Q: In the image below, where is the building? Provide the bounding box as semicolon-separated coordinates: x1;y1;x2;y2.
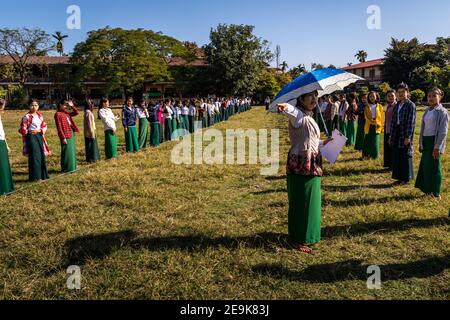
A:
0;54;208;106
341;58;385;88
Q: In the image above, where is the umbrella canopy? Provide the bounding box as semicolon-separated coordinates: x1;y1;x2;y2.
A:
269;68;365;112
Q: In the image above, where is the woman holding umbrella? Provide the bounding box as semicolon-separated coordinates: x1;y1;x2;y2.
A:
277;91;332;254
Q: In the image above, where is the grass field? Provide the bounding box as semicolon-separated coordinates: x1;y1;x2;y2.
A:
0;106;449;300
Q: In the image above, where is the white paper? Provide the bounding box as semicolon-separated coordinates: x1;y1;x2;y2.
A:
319;129;347;164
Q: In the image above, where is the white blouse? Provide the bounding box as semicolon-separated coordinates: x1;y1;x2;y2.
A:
370;104;377;120
0;117;5;141
137;108;149;119
423;108;437;137
99;108;118;131
28;114;43;133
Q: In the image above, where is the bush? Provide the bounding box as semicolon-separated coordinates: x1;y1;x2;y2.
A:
8;86;28;109
410;89;425;104
357;86;369;96
378;82;391;102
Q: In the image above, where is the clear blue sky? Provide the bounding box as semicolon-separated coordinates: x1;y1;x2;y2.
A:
1;0;449;69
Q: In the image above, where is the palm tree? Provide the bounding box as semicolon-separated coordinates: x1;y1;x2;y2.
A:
280;61;289;72
52;32;69;56
355;50;368;63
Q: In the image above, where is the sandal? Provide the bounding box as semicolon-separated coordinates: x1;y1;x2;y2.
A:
294;245;313;254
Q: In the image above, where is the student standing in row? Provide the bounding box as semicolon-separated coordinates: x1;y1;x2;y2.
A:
188;100;196;133
0;99;14;195
345;93;358;146
157;102;165;144
19;99;51;181
137;99;149;149
355;93;368;151
122;97;139;153
54;99;80;173
180;101;190;135
383;90;397;169
338;94;348;137
148;102;160;147
84;99;100;163
390;83;416;184
163;99;174;141
362;92;384;160
415;88;449;198
99;98;120;160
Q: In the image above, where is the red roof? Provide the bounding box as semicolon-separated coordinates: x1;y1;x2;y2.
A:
0;55;70;65
342;58;384;70
167;57;208;67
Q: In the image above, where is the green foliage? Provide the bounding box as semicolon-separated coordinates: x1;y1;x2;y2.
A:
253;69;292;103
204;24;273;96
410;89;426;104
8;86;28;109
355;50;368;63
357;86;369;96
378;82;391;101
383;37;450;91
71;28;190;97
0;86;7;99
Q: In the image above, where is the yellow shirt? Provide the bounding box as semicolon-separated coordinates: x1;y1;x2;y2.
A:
364;103;385;134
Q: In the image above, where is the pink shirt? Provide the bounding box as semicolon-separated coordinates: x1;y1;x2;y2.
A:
157;107;164;124
385;102;396;134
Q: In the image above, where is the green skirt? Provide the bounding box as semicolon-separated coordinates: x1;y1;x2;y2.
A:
0;140;14;195
61;132;77;173
138;118;149;149
355;121;365;151
415;136;442;197
188;116;195;133
159;122;165;143
339;118;347;137
181;115;189;134
125;126;139;153
171;118;178;138
150;122;160;147
346;121;356;146
26;134;49;181
362;125;380;159
85;138;100;163
105;130;118;159
287;174;322;245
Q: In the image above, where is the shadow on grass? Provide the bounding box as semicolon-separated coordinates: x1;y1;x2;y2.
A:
264;175;286;181
252;254;450;282
324;167;390;177
322;217;449;239
322;183;396;192
63;231;291;266
323;194;421;207
61;217;448;268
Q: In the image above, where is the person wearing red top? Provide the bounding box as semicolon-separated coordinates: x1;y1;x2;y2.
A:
384;90;397;169
54;99;80;173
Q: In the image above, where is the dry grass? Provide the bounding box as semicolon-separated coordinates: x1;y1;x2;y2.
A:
0;106;449;300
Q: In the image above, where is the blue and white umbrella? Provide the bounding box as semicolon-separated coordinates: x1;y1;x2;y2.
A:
269;68;365;112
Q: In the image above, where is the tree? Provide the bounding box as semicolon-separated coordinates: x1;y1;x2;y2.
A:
0;28;54;87
411;63;441;90
275;45;281;69
327;64;336;69
52;31;68;56
410;89;425;104
71;28;190;97
280;61;289;73
347;62;353;67
311;63;324;71
378;82;391;101
254;68;292;103
204;24;273;96
355;50;368;63
289;64;307;78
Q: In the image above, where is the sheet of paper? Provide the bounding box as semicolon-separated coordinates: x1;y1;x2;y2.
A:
319;129;347;164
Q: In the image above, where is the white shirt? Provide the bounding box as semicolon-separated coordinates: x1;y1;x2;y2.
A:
371;104;377;120
164;106;173;120
99;108;118;131
188;105;196;116
137;107;149;119
29;114;43;133
423;108;437;137
181;106;189;115
0;117;5;141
